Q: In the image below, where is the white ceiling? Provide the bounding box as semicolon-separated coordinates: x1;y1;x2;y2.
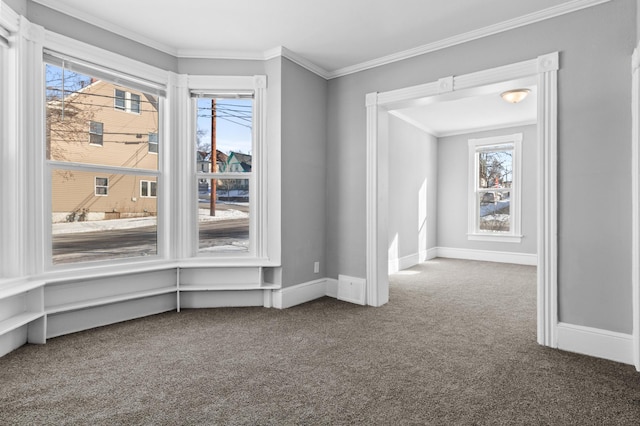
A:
30;0;572;134
33;0;598;76
392;84;538;137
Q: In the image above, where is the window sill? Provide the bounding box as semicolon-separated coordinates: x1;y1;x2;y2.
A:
34;257;280;286
467;233;523;243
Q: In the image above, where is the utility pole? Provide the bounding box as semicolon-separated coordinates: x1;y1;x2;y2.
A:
209;98;217;216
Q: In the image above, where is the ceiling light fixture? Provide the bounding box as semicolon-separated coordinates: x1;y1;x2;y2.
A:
500;88;530;104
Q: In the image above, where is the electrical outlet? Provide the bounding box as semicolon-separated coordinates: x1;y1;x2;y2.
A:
314;261;320;273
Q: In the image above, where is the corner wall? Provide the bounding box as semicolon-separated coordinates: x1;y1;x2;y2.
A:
388;115;437;272
280;58;328;287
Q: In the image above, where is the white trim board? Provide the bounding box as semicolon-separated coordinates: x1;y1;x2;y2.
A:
272;278;336;309
387;249;437;274
556;323;634;366
330;0;607;79
630;43;640;372
388;253;421;275
436;247;537;266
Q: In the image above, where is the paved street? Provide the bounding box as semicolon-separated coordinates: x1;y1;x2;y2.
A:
53;214;249;264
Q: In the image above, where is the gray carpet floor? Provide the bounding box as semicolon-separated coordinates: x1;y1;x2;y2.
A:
1;258;640;425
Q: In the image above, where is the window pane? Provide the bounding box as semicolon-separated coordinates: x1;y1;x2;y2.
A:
196;97;252;174
478;149;513;189
52;169;158;264
130;93;141;114
114;89;125;110
46;64;159;170
148;132;158;153
198;179;249;253
479;190;511;232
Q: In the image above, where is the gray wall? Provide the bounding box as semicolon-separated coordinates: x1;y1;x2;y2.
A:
388;115;437;264
280;57;328;287
26;1;178;72
327;0;635;333
437;125;537;254
4;0;25;15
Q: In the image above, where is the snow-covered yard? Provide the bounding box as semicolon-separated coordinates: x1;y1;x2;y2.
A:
52;206;249;235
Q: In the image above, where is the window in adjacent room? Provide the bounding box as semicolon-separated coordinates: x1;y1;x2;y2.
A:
468;133;522;242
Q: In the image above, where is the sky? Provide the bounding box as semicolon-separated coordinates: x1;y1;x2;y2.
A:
197;98;252;155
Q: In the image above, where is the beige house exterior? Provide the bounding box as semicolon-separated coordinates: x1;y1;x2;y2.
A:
48;79;159;222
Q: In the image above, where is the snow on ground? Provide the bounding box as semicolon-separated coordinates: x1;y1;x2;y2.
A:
198;208;247;222
52;207;249;235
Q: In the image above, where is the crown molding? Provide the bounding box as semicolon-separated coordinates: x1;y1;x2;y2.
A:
269;46;331;80
177;48;265;61
327;0;610;79
31;0;178;56
31;0;609;81
0;0;20;32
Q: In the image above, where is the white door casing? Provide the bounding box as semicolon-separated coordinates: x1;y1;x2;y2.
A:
365;52;559;348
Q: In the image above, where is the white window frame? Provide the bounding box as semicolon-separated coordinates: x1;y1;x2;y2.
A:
140;179;157;198
468;133;523;243
4;14;277;280
184;75;268;262
41;32;168;271
94;176;109;196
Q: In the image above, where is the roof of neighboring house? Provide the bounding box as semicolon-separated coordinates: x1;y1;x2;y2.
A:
227;152;252;172
196;150;229;163
216;150;228;163
229;152;251;165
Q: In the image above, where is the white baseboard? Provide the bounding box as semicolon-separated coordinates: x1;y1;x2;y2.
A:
388;253;420;274
423;248;438;261
326;278;338;299
272;278;334;309
337;275;367;305
556;322;633;365
436;247;537;266
389;248;439;274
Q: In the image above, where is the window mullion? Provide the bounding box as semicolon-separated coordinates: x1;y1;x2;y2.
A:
47;160;160;177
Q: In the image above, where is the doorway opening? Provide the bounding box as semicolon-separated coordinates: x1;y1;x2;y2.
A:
365;53;559;347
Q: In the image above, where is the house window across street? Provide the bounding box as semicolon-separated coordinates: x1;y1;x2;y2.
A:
140;180;157;198
89;120;103;146
115;88;141;114
95;177;109;196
